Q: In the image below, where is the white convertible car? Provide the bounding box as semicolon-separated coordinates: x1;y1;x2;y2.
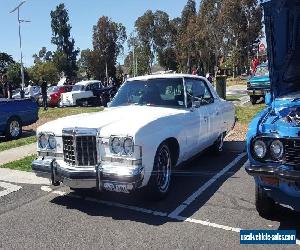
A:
32;74;235;199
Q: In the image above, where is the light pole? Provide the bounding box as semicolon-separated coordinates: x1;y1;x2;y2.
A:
10;1;30;98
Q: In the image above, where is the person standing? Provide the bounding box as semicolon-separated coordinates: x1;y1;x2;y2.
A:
41;80;48;110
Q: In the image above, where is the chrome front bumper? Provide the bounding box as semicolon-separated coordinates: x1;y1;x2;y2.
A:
245;161;300;182
32;157;144;191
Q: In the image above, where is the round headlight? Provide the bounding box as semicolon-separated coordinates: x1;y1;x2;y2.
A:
123;138;134;155
111;137;122;154
253;139;267;159
270;140;284;160
48;135;57;149
39;134;48;149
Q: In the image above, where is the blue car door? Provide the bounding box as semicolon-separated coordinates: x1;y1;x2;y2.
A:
0;100;8;132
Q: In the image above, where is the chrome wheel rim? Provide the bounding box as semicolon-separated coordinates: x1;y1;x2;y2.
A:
156;145;171;193
10;121;20;137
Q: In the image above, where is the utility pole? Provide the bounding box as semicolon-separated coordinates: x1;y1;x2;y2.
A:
10;1;30;98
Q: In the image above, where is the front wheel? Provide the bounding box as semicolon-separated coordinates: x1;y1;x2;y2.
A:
5;117;22;140
211;132;225;153
144;143;172;200
250;96;258;105
255;185;275;218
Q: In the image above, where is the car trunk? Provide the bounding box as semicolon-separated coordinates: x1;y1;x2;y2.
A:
263;0;300;98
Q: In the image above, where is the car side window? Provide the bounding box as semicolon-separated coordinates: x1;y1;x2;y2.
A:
185;78;214;106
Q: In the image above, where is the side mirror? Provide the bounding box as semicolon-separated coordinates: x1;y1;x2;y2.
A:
192;100;201;109
265;92;272;106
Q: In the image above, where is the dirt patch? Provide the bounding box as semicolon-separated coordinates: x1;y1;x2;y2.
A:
225;122;248;142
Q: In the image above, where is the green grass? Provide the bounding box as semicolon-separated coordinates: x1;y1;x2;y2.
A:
0;107;103;152
0;155;36;172
226;95;243;102
226;77;248;87
235;104;266;124
39;106;103;120
0;136;36;152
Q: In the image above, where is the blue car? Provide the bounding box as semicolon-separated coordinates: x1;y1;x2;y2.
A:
0;98;39;139
247;63;270;105
246;0;300;217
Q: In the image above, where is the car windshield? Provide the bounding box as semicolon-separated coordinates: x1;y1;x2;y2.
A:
255;66;269;77
110;78;185;108
72;85;84;91
48;86;59;93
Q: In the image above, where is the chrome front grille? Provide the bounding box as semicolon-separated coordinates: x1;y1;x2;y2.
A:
62;128;98;167
63;135;76;165
284;139;300;170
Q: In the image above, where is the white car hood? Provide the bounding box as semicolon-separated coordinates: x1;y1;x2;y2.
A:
38;105;187;137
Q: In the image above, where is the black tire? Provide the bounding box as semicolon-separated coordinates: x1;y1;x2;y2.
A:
144;142;172;200
5;117;22;140
250;96;257;105
211;132;225;153
255;185;275;218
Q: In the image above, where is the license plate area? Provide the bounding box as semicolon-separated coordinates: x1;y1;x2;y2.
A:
103;182;129;193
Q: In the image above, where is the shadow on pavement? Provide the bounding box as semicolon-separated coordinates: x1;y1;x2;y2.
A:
267;205;300;240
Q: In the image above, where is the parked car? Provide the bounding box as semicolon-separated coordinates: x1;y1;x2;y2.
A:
38;85;73;107
0;98;39;139
247;63;270;105
60;80;113;107
32;74;235;199
246;0;300;217
12;86;41;102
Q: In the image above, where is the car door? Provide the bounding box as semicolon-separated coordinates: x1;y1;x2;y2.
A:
201;79;221;145
184;78;210;157
0;101;8;133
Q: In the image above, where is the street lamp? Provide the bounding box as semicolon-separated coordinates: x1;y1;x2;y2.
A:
9;1;30;98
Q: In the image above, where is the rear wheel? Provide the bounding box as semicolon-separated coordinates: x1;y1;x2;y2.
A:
5;117;22;140
144;143;172;200
255;185;275;218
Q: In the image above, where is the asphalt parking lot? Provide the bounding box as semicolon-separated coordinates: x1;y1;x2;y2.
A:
0;142;299;249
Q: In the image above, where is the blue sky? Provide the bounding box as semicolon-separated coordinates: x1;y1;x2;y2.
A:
0;0;200;67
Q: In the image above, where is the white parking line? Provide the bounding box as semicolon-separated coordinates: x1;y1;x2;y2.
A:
41;184;300;246
0;182;22;197
169;152;246;218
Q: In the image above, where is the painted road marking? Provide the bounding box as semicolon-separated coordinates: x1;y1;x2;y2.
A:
41;186;300;246
169;152;246;218
0;182;22;197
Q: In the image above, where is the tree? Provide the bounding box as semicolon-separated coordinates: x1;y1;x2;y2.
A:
0;52;15;74
154;12;178;70
6;63;29;88
176;0;198;72
92;16;127;80
135;10;156;73
28;61;59;83
219;0;263;74
50;3;79;78
77;49;95;79
33;47;53;64
181;0;196;30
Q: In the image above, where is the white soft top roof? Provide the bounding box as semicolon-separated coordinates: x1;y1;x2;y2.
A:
75;80;101;86
127;73;207;82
